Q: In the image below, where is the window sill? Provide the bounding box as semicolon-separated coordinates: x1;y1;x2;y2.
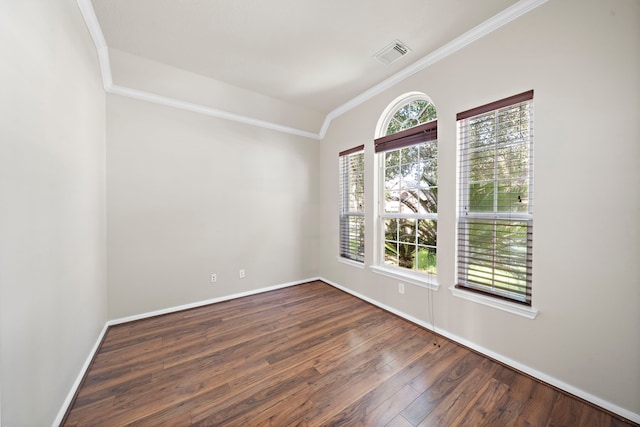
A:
336;256;365;269
370;265;439;291
448;286;538;319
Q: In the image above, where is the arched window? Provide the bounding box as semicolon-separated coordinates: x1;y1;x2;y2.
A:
373;93;438;285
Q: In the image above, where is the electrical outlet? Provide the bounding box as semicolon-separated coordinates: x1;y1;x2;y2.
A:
239;269;245;278
210;274;217;283
398;283;405;294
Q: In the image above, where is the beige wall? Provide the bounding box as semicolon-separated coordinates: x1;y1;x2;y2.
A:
0;0;107;425
318;0;640;418
106;95;319;319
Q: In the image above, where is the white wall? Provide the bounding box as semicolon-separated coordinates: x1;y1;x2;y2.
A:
0;0;107;425
318;0;640;419
106;95;319;319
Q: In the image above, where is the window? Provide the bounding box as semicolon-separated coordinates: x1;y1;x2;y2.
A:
374;95;438;281
456;90;534;305
339;145;365;263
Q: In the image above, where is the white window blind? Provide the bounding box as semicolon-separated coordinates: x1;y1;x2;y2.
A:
339;146;365;263
457;91;534;305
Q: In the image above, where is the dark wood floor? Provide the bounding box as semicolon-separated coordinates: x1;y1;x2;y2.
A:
63;281;636;426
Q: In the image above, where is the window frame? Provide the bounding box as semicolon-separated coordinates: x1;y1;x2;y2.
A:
455;90;535;308
372;94;439;289
338;145;365;265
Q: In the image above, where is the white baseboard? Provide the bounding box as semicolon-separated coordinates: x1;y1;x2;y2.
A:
320;277;640;425
52;323;109;427
53;277;318;426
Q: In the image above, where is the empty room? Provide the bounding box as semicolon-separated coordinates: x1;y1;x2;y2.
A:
1;0;639;425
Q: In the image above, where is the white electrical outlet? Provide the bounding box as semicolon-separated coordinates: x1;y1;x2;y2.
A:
398;283;405;294
239;269;245;278
210;274;217;283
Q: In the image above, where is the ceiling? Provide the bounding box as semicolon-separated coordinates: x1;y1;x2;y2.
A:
91;0;519;115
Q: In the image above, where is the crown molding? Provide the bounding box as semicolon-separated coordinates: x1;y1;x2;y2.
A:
77;0;548;141
108;84;322;140
76;0;112;88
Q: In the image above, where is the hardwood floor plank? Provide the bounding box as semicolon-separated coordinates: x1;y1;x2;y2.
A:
300;330;436;425
244;388;317;427
546;392;585;426
61;282;639;427
361;384;421;427
319;345;439;426
385;414;415;427
401;350;483;424
448;377;511;426
416;367;490;426
72;372;152;408
63;395;116;426
190;368;320;425
405;341;467;395
512;381;559;427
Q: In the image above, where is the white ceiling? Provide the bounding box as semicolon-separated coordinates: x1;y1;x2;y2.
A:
91;0;519;115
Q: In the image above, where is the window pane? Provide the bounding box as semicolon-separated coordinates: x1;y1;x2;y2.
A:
417;219;437;247
401;164;419;189
497;179;529;212
398;243;416;269
418;103;437;123
469;148;495;182
398;219;415;243
405;118;419;128
384;192;400;213
395;105;410;124
469;114;496;149
384;241;399;266
385;150;399;167
386;118;402;135
402;146;419;164
496;144;529;179
419;141;437;162
340;215;364;261
348;192;364;213
384;218;398;242
497;105;530;145
421;161;437;185
385;166;400;189
469;182;495;212
409;100;428;119
420;141;438;183
398;191;419;214
464;219;530;299
467;221;494;266
418;186;437;214
416;246;437;274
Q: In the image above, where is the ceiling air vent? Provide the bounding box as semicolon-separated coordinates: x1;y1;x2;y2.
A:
373;40;411;65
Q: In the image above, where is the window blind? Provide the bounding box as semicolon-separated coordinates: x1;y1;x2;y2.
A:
339;145;365;262
456;91;534;305
375;120;437;153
